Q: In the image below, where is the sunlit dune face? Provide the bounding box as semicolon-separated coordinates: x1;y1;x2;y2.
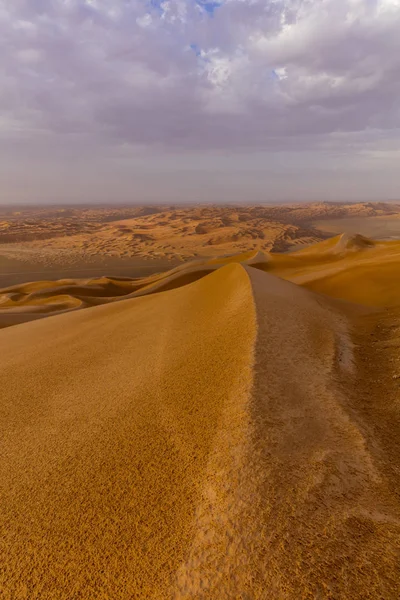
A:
265;235;400;307
1;250;400;597
2;209;400;598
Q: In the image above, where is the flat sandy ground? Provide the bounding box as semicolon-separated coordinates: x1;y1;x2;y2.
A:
0;253;178;288
313;215;400;239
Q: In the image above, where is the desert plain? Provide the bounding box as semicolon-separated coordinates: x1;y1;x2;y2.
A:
1;202;400;598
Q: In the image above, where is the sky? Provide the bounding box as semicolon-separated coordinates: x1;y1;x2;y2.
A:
1;0;400;204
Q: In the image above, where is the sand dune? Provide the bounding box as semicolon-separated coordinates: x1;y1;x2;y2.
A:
1;263;257;598
2;235;400;328
264;234;400;307
0;251;269;327
1;238;400;598
294;232;376;256
3;201;399;269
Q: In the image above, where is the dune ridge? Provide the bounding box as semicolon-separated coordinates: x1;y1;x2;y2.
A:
1;241;400;597
2;234;400;329
0;251;268;328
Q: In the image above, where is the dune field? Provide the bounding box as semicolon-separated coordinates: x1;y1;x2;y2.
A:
1;234;400;598
1;202;399;270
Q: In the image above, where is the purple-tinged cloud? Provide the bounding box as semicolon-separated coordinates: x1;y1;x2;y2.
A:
0;0;399;151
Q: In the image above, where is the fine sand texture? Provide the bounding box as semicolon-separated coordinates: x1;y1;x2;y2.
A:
1;264;257;599
1;239;400;598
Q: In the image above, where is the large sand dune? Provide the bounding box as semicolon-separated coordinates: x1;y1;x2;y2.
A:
1;237;400;598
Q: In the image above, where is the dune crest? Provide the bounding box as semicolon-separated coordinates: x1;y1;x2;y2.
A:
1;241;400;597
0;250;270;328
0;264;258;598
295;233;375;257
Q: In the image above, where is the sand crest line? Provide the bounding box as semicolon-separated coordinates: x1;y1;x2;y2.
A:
173;264;259;598
1;244;400;598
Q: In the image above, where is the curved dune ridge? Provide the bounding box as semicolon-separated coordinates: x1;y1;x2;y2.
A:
0;250;269;328
1;237;400;598
3;234;400;329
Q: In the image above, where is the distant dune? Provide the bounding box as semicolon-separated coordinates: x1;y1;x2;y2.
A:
1;235;400;598
2;201;400;269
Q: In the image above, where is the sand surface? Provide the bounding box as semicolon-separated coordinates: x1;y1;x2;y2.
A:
0;252;178;289
313;215;400;239
2;234;400;328
2;201;399;269
1;236;400;598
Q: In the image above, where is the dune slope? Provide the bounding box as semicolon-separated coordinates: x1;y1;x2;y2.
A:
0;263;257;599
245;268;400;598
0;251;268;328
261;235;400;307
1;255;400;598
3;234;400;331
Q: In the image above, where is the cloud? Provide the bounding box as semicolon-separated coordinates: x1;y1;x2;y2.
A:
0;0;399;153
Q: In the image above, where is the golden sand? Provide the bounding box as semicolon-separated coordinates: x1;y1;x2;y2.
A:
1;236;400;598
2;235;400;327
3;201;398;267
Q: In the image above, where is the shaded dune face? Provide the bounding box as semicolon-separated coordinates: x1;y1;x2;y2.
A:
244;268;400;599
1;239;400;598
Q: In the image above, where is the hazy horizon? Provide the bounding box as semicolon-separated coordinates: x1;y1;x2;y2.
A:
1;1;400;204
2;197;400;208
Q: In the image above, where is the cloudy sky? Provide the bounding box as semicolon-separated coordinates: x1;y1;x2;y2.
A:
1;0;400;204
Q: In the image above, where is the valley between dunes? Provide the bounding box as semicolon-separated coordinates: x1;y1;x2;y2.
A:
1;234;400;598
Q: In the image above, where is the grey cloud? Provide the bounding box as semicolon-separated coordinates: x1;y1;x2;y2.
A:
0;0;400;152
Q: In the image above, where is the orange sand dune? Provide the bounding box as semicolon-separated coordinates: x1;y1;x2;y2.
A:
0;251;269;327
6;201;395;265
1;239;400;598
2;235;400;328
264;234;400;306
